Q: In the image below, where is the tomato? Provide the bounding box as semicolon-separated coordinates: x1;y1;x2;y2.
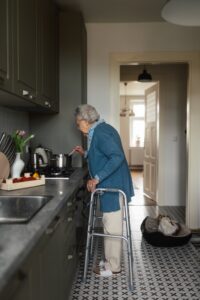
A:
13;178;22;183
12;176;37;183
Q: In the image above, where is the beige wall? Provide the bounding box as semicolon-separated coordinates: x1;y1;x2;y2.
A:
86;22;200;228
86;22;200;125
121;64;188;207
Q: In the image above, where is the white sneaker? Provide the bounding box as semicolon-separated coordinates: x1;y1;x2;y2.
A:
99;260;106;267
93;266;113;277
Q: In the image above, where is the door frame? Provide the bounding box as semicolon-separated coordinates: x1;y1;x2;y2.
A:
110;51;200;229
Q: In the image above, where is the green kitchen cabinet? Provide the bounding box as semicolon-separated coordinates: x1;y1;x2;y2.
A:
0;0;59;112
38;196;77;300
0;0;12;92
59;198;77;300
39;215;62;300
0;271;30;300
36;0;59;112
12;0;37;102
0;196;78;300
0;247;41;300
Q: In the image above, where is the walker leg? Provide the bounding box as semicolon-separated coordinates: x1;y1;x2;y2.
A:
83;232;91;282
127;237;134;291
123;194;134;291
127;204;134;282
90;196;97;255
83;192;95;282
83;189;134;292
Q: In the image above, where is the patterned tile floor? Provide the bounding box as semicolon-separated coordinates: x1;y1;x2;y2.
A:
70;172;199;299
69;204;200;300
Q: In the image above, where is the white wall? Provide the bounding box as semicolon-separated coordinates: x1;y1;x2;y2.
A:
86;22;200;123
86;22;200;229
121;64;188;207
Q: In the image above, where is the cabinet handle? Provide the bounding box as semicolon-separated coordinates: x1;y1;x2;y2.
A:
17;270;27;281
22;90;30;96
44;101;51;108
29;94;35;100
46;216;61;235
67;254;73;260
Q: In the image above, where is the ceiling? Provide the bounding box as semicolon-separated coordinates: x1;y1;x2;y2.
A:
55;0;167;23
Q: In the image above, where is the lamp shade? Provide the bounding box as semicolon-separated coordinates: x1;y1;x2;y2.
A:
138;69;152;82
161;0;200;26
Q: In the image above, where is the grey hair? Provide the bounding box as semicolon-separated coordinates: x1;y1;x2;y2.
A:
74;104;100;124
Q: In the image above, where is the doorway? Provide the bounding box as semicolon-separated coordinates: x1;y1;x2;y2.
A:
119;63;188;216
119;79;158;205
110;51;200;229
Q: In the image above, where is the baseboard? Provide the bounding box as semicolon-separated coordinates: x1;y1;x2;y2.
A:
129;165;143;171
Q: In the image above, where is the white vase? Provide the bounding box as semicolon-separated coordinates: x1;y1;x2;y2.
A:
11;152;25;178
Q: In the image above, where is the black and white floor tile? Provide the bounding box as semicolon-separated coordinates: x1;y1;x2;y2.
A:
70;205;200;300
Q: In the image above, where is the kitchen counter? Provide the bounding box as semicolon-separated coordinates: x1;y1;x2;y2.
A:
0;168;88;292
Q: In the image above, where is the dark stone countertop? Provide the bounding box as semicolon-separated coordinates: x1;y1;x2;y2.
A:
0;168;88;292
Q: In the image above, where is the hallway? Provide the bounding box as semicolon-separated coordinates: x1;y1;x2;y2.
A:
70;173;200;300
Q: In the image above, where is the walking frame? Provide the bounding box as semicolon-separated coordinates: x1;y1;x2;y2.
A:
82;188;134;291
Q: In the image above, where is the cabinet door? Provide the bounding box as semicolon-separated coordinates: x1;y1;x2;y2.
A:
0;240;42;300
39;215;62;300
12;0;37;100
63;225;77;300
59;201;77;300
0;272;30;300
37;0;58;112
0;0;12;91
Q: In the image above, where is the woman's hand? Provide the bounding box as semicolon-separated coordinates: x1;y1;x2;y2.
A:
74;145;84;156
87;178;99;192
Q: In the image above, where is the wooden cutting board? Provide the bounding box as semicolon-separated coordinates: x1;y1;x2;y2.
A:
0;152;10;185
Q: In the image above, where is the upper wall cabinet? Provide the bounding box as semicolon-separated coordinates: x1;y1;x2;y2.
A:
37;0;59;112
0;0;59;113
12;0;37;101
0;0;12;92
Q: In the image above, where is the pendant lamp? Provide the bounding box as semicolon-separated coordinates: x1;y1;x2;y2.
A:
138;67;152;82
120;82;135;117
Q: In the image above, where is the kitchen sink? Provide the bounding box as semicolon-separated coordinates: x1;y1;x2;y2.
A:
0;195;53;224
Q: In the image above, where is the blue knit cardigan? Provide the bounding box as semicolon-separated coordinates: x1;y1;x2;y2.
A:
87;122;134;212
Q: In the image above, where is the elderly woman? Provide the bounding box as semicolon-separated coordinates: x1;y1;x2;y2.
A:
74;104;134;277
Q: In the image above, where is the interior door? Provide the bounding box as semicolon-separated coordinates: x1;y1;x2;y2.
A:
143;83;159;201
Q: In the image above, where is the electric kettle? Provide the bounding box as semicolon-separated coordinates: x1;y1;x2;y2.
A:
34;147;48;167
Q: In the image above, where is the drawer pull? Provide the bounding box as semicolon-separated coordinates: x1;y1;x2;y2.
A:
18;270;27;281
46;216;61;235
44;101;51;108
22;90;30;96
67;254;73;260
29;94;35;100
